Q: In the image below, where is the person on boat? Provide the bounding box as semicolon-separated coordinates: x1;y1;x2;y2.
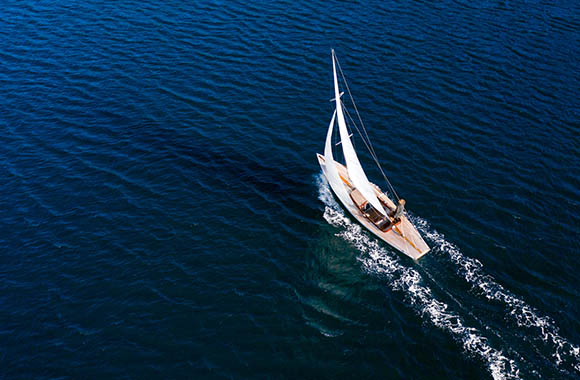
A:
392;198;406;222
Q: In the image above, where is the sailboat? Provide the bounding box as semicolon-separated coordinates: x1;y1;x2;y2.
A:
317;50;430;260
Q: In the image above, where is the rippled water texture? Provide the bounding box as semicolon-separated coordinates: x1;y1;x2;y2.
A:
1;0;579;379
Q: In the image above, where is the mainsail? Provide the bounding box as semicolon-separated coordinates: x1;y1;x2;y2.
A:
331;50;387;215
324;110;354;208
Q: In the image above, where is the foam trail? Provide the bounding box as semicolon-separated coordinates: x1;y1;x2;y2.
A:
317;175;520;380
412;216;580;374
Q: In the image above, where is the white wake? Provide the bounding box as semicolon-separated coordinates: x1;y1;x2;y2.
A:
317;175;520;380
412;216;580;374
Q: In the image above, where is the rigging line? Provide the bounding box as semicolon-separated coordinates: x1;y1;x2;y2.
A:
334;54;379;160
342;99;372;156
342;103;397;198
343;101;399;202
335;55;400;201
343;104;370;155
343;102;399;199
335;57;395;192
335;55;397;198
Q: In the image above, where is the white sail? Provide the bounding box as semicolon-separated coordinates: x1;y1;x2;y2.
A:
332;50;387;215
324;110;354;208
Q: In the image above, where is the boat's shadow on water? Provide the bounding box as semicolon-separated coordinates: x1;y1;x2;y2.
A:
184;138;325;218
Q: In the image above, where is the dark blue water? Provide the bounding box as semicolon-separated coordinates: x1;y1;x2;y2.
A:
1;1;579;378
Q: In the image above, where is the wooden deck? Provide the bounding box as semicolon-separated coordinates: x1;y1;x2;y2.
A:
317;154;430;260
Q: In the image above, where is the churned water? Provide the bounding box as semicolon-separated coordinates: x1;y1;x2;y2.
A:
0;0;578;379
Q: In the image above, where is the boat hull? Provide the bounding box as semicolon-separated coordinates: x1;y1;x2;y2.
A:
317;153;430;260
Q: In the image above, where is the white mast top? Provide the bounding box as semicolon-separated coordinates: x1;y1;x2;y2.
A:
331;50;387;215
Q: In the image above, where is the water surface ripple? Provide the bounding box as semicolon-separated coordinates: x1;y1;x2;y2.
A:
0;0;578;379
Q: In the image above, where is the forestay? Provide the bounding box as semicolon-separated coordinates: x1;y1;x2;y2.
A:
331;50;387;215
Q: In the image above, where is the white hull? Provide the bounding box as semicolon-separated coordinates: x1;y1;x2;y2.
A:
318;154;430;260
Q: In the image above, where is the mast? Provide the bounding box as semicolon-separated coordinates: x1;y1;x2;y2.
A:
331;50;387;215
